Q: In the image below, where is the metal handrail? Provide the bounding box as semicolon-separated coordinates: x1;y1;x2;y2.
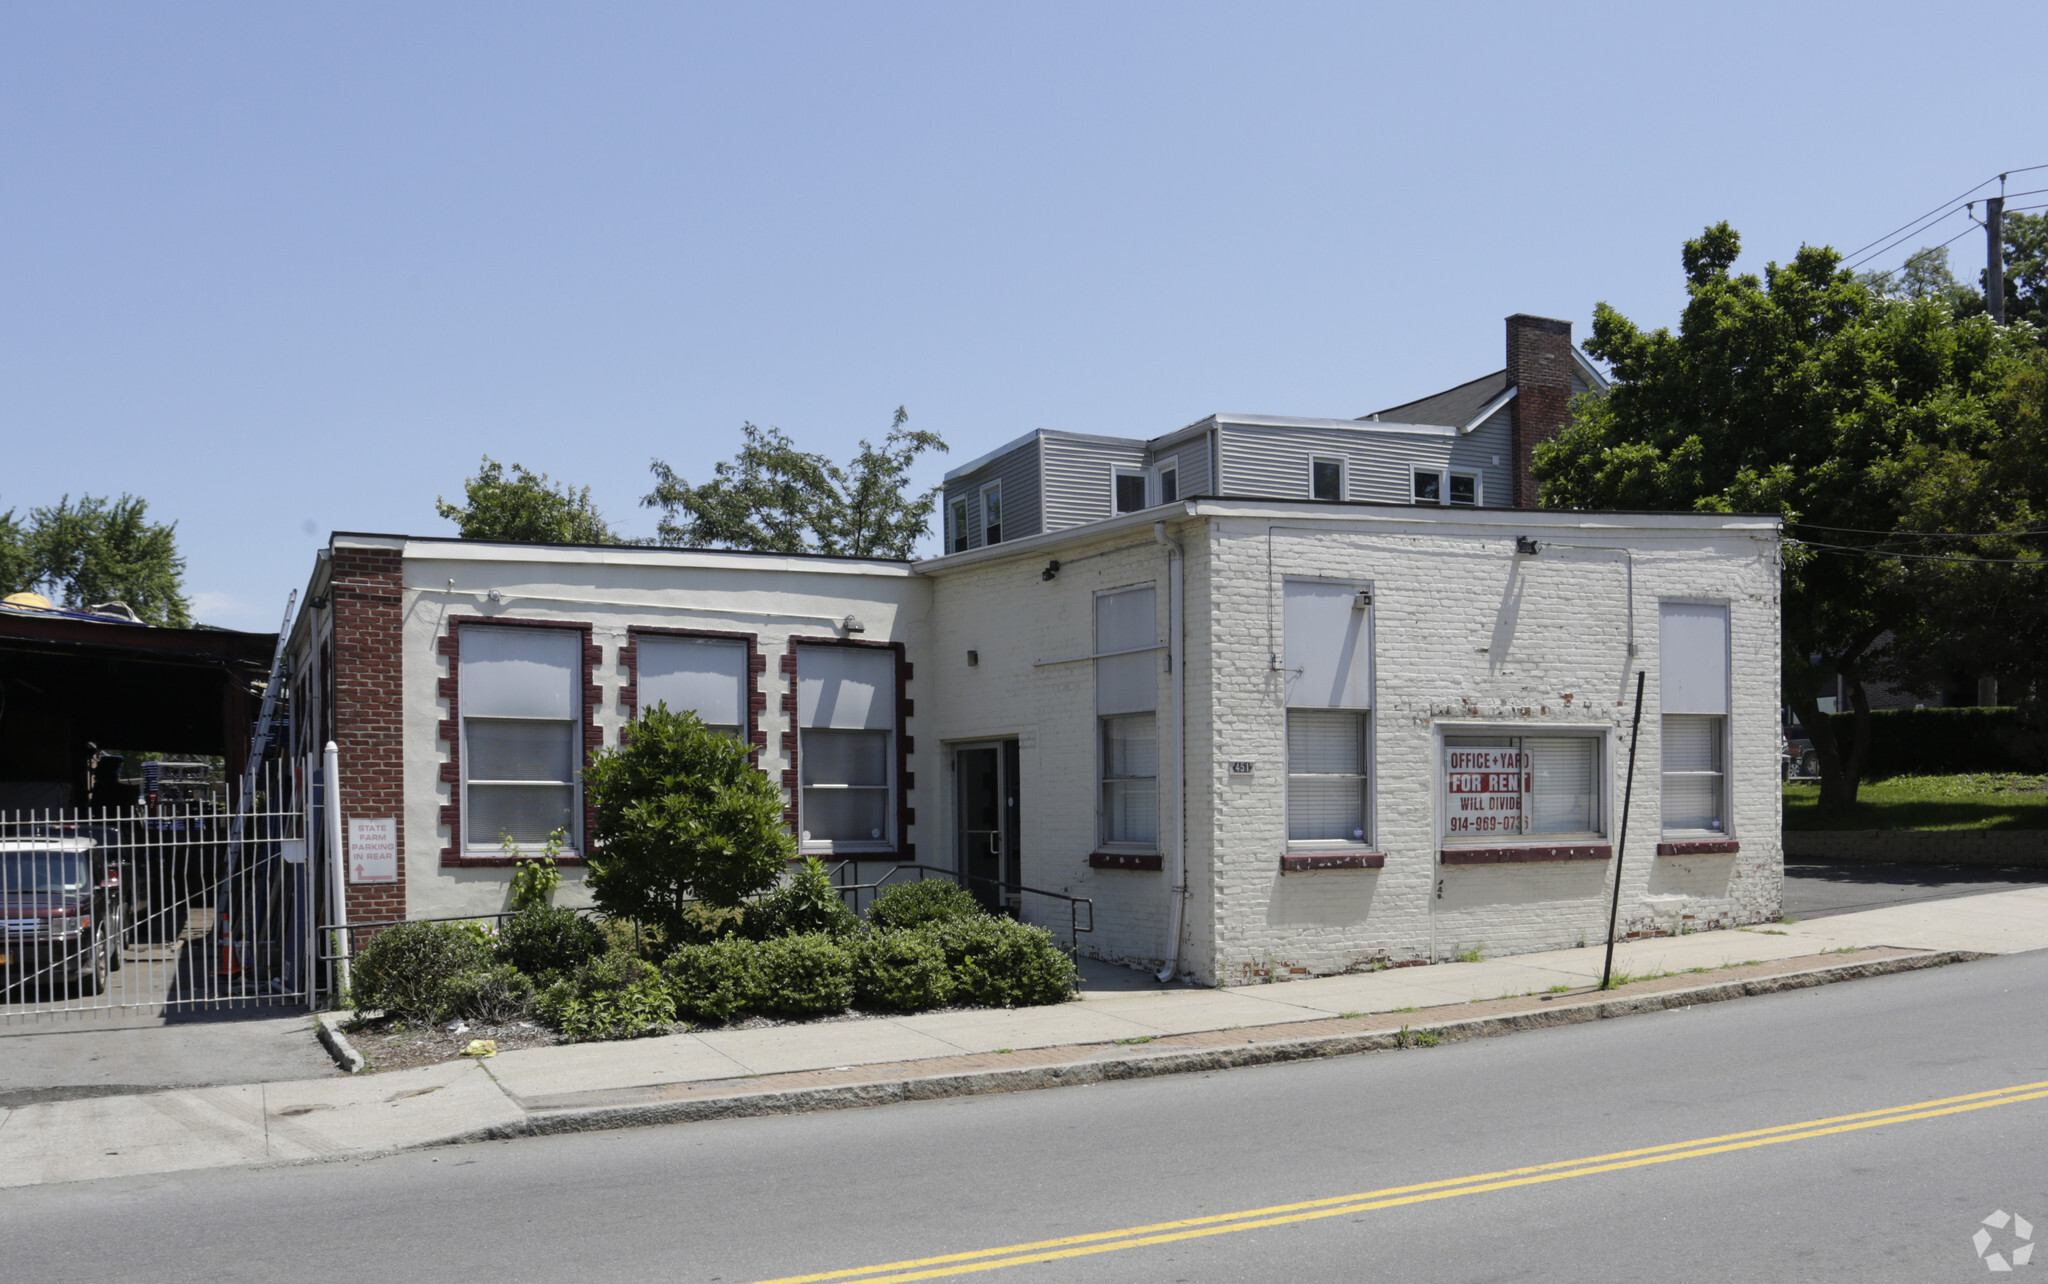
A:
823;861;1094;950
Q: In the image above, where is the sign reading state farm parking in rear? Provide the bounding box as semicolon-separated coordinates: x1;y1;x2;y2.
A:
349;817;397;884
1444;748;1525;837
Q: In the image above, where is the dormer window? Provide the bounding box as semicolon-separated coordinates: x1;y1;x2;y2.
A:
948;497;970;553
1156;456;1179;504
980;482;1003;545
1311;458;1344;502
1114;471;1147;514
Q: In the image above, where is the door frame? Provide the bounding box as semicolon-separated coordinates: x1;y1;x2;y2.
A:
951;739;1022;912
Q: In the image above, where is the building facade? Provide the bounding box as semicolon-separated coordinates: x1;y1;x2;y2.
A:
296;499;1781;984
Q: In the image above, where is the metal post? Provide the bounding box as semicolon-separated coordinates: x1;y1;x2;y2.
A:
1601;670;1647;990
1987;194;2006;325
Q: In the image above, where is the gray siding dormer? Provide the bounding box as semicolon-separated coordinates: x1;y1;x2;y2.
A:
1040;431;1150;530
942;433;1043;552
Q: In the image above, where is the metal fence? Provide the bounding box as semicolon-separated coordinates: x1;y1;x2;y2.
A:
0;757;317;1025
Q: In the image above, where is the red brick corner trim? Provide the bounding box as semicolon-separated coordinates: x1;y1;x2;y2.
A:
1280;851;1385;872
1657;839;1740;856
331;545;406;927
437;615;601;868
1440;844;1611;865
1089;851;1164;871
780;636;917;862
621;626;769;759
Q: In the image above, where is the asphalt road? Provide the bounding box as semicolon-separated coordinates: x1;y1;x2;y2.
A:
1784;860;2048;920
6;950;2045;1282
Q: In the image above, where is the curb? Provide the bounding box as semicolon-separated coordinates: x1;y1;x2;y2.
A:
436;948;1986;1147
315;1011;366;1075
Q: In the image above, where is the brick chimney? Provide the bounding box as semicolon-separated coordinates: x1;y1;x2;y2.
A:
1505;314;1573;508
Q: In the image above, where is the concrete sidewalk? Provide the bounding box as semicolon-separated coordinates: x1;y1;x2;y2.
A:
6;885;2046;1189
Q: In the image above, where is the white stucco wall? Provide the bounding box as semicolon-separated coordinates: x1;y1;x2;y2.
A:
389;540;933;920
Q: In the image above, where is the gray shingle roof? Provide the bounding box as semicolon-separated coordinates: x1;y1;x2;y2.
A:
1364;369;1508;427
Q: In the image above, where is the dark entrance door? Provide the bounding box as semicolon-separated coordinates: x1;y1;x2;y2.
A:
956;741;1021;912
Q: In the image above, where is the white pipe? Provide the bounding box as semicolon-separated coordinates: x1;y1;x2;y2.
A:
323;739;351;999
1153;521;1187;983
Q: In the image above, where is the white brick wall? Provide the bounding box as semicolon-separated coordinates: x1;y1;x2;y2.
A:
925;504;1782;985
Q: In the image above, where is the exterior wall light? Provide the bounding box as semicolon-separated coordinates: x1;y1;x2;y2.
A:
1042;560;1060;581
1515;536;1542;556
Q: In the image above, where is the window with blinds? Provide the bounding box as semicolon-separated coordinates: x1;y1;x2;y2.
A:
1096;586;1158;849
1660;600;1731;836
1287;710;1367;843
1442;733;1603;843
461;626;581;851
633;635;747;737
1282;578;1373;847
796;644;896;851
1661;714;1726;833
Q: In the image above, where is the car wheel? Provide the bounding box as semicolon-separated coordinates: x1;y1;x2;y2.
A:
1800;750;1820;778
78;926;109;996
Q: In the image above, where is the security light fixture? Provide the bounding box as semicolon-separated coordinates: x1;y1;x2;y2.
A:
1042;560;1060;582
842;615;865;634
1516;536;1542;556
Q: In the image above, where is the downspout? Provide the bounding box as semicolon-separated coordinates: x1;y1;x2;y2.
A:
1153;520;1187;982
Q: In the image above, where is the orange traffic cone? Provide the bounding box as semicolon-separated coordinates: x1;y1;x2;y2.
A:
215;911;242;976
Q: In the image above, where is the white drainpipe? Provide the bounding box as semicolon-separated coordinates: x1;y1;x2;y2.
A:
323;740;351;998
1153;521;1187;983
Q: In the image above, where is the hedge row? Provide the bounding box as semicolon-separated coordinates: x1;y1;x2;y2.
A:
1813;707;2047;778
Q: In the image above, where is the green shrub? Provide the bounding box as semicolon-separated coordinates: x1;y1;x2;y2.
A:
745;857;859;940
583;705;795;940
754;933;854;1017
497;904;605;980
672;902;747;945
1816;706;2042;777
867;879;987;932
503;828;567;911
919;917;1076;1008
535;950;676;1042
438;963;536;1024
599;915;675;964
850;930;952;1012
351;921;494;1019
662;937;765;1024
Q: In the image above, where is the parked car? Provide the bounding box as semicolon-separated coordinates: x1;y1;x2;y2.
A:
1783;727;1820;781
0;837;124;996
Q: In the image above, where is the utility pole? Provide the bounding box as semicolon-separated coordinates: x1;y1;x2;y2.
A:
1987;187;2006;324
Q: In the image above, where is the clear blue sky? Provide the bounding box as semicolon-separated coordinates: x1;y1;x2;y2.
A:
3;2;2042;631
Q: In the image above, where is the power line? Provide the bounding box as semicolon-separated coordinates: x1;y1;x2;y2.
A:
1790;539;2048;566
1788;522;2048;538
1842;167;2048;271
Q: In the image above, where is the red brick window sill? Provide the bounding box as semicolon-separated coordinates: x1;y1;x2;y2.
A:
1439;844;1611;865
1657;839;1740;856
1280;851;1384;872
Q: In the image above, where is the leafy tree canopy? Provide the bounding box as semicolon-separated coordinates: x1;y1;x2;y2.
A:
1534;222;2041;808
1;493;190;625
643;408;947;558
436;456;619;545
582;705;794;939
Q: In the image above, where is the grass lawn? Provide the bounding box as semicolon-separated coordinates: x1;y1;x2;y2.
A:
1783;772;2048;831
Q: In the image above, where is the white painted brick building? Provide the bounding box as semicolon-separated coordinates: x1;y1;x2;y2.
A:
301;497;1780;986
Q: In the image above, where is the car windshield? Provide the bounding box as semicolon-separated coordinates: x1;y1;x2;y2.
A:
0;851;89;894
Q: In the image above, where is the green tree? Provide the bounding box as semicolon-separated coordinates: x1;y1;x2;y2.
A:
435;456;618;545
9;494;191;625
1994;210;2048;328
643;408;947;558
1534;222;2036;810
582;705;794;941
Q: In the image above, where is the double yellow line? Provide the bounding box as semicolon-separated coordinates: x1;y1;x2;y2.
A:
755;1078;2048;1284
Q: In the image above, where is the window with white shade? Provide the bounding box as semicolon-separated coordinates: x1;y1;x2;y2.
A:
1661;601;1731;835
461;626;581;851
796;644;897;852
634;634;747;737
1443;734;1603;843
1096;585;1158;848
1283;579;1373;847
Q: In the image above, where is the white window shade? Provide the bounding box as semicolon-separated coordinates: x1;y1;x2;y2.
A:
1526;737;1597;833
1662;714;1726;833
797;646;896;729
1095;587;1158;715
1661;602;1730;715
462;627;578;718
1287;709;1366;843
1283;580;1371;708
636;636;746;728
